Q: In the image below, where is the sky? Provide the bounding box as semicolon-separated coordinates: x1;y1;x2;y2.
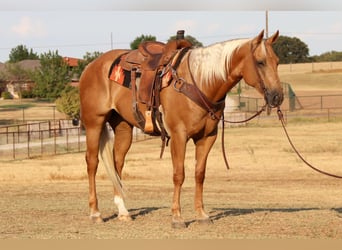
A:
1;0;342;62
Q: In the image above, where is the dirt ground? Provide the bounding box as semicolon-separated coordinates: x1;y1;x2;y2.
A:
1;119;342;239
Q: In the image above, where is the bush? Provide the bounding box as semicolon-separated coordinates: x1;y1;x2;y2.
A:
1;91;13;99
55;87;80;119
21;90;35;98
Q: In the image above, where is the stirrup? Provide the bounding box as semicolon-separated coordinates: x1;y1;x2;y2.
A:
144;110;154;133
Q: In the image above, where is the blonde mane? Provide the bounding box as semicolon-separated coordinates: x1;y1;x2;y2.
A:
188;38;250;87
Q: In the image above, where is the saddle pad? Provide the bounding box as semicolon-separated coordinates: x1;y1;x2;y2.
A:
108;56;132;88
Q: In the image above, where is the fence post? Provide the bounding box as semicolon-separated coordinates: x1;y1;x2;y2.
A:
321;96;323;110
66;128;69;152
16;125;19;143
40;130;43;156
27;130;30;158
54;128;57;155
49;120;52;137
39;122;41;140
78;127;81;152
12;132;15;159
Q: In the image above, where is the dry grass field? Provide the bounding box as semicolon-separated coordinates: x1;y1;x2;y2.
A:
278;61;342;94
0;99;66;123
1;62;342;239
1;120;342;239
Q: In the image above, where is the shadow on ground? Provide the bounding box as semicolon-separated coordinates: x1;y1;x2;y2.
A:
209;207;338;222
103;206;167;222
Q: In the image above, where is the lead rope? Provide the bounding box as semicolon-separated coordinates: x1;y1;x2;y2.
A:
277;108;342;179
221;113;230;169
219;105;267;170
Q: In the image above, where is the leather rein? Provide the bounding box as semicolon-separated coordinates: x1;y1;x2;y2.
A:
277;108;342;179
168;50;342;179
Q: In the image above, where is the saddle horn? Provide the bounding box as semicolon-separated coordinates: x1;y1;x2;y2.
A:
176;30;185;40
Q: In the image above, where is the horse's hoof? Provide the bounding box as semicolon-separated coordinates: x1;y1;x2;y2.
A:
171;217;187;229
118;214;132;222
89;214;104;223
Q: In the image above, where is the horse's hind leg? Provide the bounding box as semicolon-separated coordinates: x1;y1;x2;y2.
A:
84;117;106;223
108;116;133;221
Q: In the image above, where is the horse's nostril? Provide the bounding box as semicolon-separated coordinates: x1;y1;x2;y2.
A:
273;94;280;104
267;91;283;107
273;93;283;106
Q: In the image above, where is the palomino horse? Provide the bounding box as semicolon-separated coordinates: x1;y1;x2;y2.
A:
79;30;283;228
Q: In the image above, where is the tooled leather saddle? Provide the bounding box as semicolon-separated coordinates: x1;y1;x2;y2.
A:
109;30;192;135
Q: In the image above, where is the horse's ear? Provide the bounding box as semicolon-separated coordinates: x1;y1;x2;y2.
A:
267;30;279;44
251;30;264;50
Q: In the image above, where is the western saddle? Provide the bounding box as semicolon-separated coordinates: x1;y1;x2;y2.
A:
118;30;192;134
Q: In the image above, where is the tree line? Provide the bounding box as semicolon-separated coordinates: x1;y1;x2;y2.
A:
0;34;341;119
272;36;342;63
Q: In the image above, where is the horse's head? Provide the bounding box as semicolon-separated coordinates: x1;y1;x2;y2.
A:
240;30;283;109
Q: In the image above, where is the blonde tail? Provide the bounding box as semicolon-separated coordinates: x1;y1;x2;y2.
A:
99;124;125;198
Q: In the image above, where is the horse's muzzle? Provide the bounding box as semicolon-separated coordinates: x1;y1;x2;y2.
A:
265;90;284;108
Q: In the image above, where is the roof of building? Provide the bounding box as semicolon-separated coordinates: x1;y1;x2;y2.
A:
63;57;82;67
0;60;41;74
16;59;41;70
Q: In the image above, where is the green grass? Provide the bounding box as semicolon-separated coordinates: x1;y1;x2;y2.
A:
0;103;35;109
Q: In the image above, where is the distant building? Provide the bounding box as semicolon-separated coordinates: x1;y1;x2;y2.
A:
63;57;83;88
0;57;82;98
0;60;40;98
63;57;82;67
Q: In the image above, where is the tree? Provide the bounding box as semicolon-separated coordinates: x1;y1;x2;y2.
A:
272;36;309;64
311;50;342;62
72;51;102;79
30;50;71;100
55;87;80;119
83;51;102;63
8;45;38;63
55;51;102;120
168;34;203;47
130;34;157;50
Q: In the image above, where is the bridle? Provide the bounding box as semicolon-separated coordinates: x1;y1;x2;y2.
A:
169;46;342;179
176;49;271;170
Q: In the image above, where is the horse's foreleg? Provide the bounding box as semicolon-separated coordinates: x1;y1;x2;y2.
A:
194;134;217;224
111;120;133;221
85;126;104;223
170;133;187;228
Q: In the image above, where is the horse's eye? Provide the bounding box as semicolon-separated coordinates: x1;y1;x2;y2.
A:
257;61;265;67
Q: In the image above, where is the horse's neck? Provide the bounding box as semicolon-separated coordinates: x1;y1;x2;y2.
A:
188;53;242;103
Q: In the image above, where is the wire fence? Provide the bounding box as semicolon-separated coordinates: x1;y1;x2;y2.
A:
0;120;82;160
0;127;83;160
228;94;342;113
0;120;151;161
1;94;342;161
